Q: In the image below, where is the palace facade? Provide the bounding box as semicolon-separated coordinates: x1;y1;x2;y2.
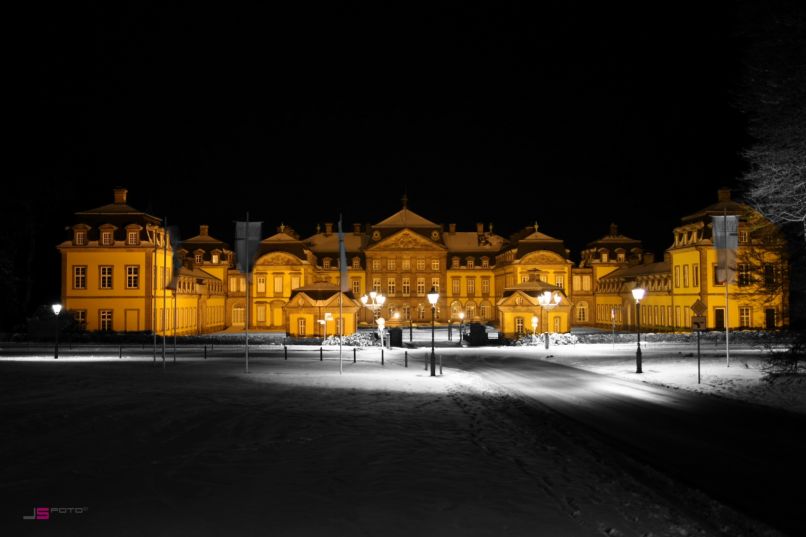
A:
57;188;789;338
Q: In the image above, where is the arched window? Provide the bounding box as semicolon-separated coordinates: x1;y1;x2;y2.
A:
465;301;476;320
576;301;588;322
451;301;462;319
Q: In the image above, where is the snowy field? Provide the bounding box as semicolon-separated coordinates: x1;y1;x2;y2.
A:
0;341;799;537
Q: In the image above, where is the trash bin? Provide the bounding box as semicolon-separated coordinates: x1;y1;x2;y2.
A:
388;327;403;347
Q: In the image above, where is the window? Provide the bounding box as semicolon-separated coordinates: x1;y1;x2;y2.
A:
100;266;113;289
515;317;524;335
402;258;410;271
402;277;410;296
230;278;237;292
257;275;266;293
452;257;460;268
481;278;490;295
73;266;87;289
693;264;699;287
373;278;382;293
480;304;488;319
74;230;87;245
617;252;625;262
674;266;680;288
418;304;425;320
467;258;474;269
274;275;284;294
195;254;203;264
402;305;411;321
739;307;751;328
387;259;396;271
431;259;439;271
323;258;331;269
582;275;591;291
481;257;489;268
416;278;425;296
738;263;752;287
683;265;689;287
387;278;396;296
73;310;86;329
127;231;139;245
465;302;476;319
521;275;529;283
601;252;608;262
431;277;440;293
577;301;588;322
291;275;300;290
239;278;246;292
212;254;219;264
372;259;381;271
101;231;113;246
126;266;139;289
416;259;425;271
555;275;564;289
712;264;723;285
352;279;361;295
764;264;776;288
297;317;306;336
257;304;266;323
452;278;460;295
739;230;749;243
573;275;581;290
467;278;475;296
353;257;361;269
100;309;113;331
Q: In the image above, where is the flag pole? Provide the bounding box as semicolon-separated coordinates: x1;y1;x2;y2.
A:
338;214;345;375
162;217;167;369
245;211;250;374
724;208;730;368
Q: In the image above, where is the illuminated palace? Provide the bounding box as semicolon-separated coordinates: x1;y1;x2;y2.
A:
58;188;789;338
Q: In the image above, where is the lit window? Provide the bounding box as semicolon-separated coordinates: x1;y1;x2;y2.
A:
387;259;396;271
373;278;382;293
467;258;474;269
416;278;425;296
74;230;87;245
195;254;203;264
452;278;460;295
431;259;440;271
352;279;361;295
73;310;86;329
212;254;219;264
257;275;266;294
467;278;475;295
323;258;331;269
577;301;588;322
127;231;139;245
738;264;752;287
402;277;410;296
431;277;440;292
739;230;748;243
481;278;490;295
740;307;751;328
555;275;564;289
481;257;489;268
387;278;396;296
480;304;488;319
416;259;425;271
353;257;361;269
101;231;113;246
402;258;410;271
372;259;381;271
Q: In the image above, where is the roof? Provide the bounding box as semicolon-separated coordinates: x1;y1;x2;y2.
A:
681;188;748;223
373;207;439;229
182;225;231;251
584;223;641;249
599;260;671;280
288;281;355;301
306;232;367;253
443;232;507;253
255;232;308;260
74;188;161;225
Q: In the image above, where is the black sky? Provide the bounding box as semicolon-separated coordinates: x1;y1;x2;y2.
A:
7;0;767;310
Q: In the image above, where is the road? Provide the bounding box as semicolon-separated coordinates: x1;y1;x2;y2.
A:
450;351;806;537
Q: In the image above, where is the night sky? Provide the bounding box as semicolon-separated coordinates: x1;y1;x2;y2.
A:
6;1;776;314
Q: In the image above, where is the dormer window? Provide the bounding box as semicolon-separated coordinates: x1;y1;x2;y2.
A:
74;230;87;246
352;257;361;269
195;254;203;264
739;230;748;243
101;231;113;246
323;258;331;269
481;257;489;268
452;257;460;268
601;252;608;262
466;258;474;269
127;231;139;246
212;254;220;264
617;252;625;262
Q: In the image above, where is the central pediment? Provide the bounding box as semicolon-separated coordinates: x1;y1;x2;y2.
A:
365;229;447;251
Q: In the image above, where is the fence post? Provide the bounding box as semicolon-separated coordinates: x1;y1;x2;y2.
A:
284;345;287;360
204;345;207;360
381;349;384;366
405;350;408;368
320;347;323;361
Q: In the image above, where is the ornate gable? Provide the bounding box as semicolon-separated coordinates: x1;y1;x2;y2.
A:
255;252;303;266
365;229;446;252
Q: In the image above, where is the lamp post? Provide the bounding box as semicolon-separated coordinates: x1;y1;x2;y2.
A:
458;311;465;346
427;287;439;376
631;287;646;374
376;316;386;350
360;291;386;345
537;290;562;349
51;303;62;359
531;314;539;343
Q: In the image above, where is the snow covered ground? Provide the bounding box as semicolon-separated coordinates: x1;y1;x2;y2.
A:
0;340;799;536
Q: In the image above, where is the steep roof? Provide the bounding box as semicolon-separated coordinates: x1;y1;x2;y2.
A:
306;232;368;253
73;188;161;227
681;188;748;223
443;231;508;253
373;207;439;229
288;281;355;301
181;225;231;252
599;260;671;280
255;231;308;260
584;223;641;250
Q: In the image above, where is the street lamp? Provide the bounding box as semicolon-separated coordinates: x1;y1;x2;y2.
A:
360;291;386;345
631;287;646;374
427;287;440;376
531;314;539;343
376;316;386;349
458;311;465;346
537;290;562;349
51;303;62;359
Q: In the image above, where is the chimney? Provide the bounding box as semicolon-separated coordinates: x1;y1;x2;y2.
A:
449;223;456;234
113;188;128;204
476;222;484;235
643;252;655;264
200;225;209;236
609;223;618;236
353;223;361;234
718;187;731;202
324;222;333;235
